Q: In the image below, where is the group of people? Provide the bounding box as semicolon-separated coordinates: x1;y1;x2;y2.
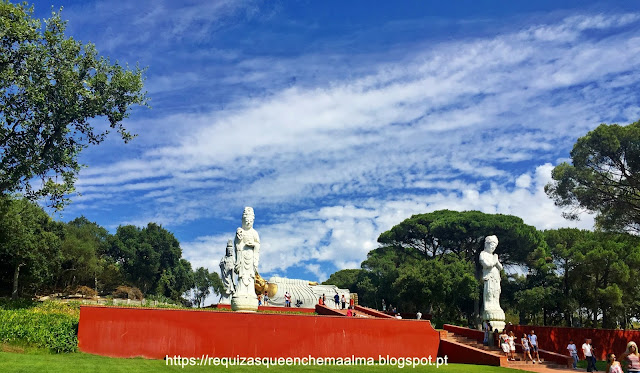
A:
490;325;640;373
602;341;640;373
497;329;542;363
257;291;269;306
569;337;640;373
318;293;353;310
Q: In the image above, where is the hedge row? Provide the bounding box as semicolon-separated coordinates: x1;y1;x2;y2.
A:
0;307;79;352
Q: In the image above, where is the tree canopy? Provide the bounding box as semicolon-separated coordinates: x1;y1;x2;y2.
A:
0;1;147;209
545;120;640;232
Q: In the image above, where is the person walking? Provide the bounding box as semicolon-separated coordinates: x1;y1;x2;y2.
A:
620;341;640;373
529;330;542;363
334;293;340;309
341;294;346;309
500;330;510;359
522;333;533;364
582;338;597;372
508;331;517;361
567;339;579;369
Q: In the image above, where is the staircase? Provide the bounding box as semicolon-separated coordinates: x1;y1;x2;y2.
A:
442;330;581;372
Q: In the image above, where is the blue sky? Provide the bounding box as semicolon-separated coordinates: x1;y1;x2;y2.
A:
29;1;640;284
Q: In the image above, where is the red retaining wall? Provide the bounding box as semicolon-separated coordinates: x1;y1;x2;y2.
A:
438;339;506;366
443;324;485;343
507;325;640;361
78;306;440;359
215;304;316;314
355;305;395;319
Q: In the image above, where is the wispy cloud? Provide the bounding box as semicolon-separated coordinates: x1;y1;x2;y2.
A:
56;11;640;281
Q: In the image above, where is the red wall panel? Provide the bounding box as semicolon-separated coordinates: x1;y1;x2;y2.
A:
438;339;506;366
78;306;440;360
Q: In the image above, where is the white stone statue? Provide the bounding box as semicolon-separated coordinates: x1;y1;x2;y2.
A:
479;235;505;331
218;240;235;305
231;207;261;311
266;276;350;308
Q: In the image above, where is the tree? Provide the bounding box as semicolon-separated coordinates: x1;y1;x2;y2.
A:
377;210;546;326
109;222;196;301
0;1;147;209
545;120;640;232
192;267;222;308
393;255;478;325
57;216;111;291
322;269;363;290
0;196;62;298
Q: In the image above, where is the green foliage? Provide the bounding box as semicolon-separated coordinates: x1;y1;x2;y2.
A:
520;228;640;328
0;1;148;209
393;255;478;325
57;216;113;292
374;210;545;324
322;269;363;290
0;301;79;353
545;120;640;232
192;267;221;308
109;223;192;300
0;196;62;298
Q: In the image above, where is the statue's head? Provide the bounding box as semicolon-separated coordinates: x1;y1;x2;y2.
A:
226;239;233;256
242;207;255;229
484;235;498;253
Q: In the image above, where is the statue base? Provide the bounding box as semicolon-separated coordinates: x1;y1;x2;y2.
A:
231;294;258;312
484;308;505;332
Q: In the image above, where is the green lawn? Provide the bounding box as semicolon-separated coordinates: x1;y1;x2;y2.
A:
0;350;524;373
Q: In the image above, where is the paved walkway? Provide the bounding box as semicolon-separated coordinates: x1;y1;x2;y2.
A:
504;362;584;372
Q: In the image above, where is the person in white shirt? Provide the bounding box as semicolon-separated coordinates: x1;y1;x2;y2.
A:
582;338;597;372
567;339;578;369
416;311;422;320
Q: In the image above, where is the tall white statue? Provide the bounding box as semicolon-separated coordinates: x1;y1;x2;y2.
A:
219;240;235;305
479;235;505;331
231;207;261;311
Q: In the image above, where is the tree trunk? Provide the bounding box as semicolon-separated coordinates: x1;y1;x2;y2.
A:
12;263;24;299
474;261;483;329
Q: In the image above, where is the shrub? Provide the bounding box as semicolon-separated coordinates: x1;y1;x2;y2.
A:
113;286;144;300
75;286;97;299
0;303;79;352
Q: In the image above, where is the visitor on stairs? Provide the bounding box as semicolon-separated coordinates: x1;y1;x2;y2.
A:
508;331;516;361
529;330;542;363
522;333;534;364
500;330;510;359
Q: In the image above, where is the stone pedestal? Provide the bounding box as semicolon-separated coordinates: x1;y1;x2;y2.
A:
231;294;258;312
484;308;505;332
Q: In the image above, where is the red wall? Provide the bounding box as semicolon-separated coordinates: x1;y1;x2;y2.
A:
507;325;640;361
438;339;506;366
354;305;395;319
78;306;440;359
215;304;316;314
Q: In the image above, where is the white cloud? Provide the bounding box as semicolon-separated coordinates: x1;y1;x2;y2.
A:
60;12;638;281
